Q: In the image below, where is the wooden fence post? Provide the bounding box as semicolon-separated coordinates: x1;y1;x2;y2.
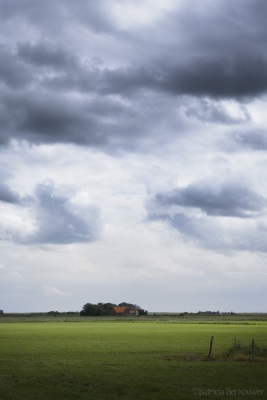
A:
208;336;214;358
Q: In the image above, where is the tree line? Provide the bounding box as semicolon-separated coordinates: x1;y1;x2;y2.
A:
80;302;148;316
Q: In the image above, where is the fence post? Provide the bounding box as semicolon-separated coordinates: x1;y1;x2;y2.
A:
252;339;255;359
208;336;214;358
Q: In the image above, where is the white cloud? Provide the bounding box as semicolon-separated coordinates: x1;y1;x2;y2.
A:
110;0;177;30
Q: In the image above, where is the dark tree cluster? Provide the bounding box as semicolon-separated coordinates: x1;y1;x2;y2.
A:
80;302;147;316
80;302;116;316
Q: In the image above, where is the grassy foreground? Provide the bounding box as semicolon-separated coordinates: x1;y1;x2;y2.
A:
0;318;266;399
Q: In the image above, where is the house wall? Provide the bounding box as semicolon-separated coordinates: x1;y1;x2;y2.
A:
124;308;139;316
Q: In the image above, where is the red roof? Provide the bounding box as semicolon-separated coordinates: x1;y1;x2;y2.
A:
113;306;127;313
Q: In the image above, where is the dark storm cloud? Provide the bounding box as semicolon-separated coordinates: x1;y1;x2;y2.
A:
11;92;99;144
44;55;267;100
0;44;31;89
153;181;266;218
90;57;267;100
88;0;267;99
0;88;134;146
0;183;20;204
155;0;267;98
1;0;267;148
159;55;267;98
21;180;101;245
17;42;75;69
0;76;185;149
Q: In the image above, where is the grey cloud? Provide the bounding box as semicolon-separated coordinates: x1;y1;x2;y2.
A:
152;212;267;253
163;55;267;98
21;180;101;245
0;41;81;92
66;1;117;35
98;66;156;95
0;0;117;35
95;54;267;99
161;55;267;98
0;0;267;151
157;212;227;250
0;183;20;204
232;130;267;151
148;180;267;252
2;0;267;96
184;98;250;125
161;0;267;96
1;90;109;146
154;181;266;218
0;83;187;150
17;42;76;69
89;0;267;99
0;44;31;89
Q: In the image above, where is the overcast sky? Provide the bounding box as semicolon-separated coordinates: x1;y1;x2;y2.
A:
1;0;267;313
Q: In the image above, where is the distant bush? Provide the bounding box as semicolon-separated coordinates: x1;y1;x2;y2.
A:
227;338;267;357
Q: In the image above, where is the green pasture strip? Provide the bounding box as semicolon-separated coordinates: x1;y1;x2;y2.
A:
1;312;267;323
0;322;266;399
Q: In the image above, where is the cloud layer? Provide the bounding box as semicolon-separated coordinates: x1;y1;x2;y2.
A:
1;0;267;149
1;0;267;312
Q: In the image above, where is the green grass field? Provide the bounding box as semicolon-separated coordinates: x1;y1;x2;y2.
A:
0;317;266;399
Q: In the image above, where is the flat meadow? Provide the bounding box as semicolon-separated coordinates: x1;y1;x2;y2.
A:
0;315;267;399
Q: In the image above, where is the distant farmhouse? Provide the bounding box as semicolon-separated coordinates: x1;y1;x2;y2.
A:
111;306;139;316
80;302;146;316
